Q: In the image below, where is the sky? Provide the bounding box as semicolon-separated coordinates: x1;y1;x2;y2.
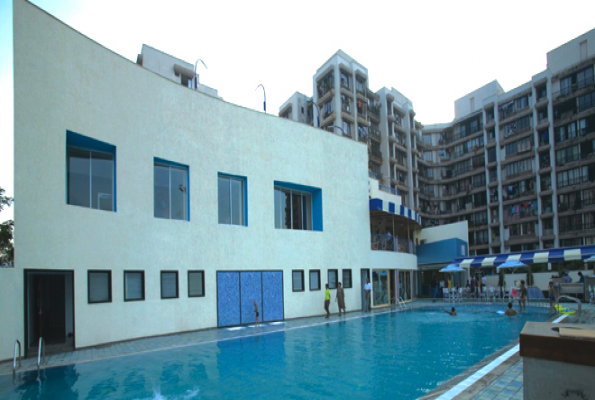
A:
1;0;595;223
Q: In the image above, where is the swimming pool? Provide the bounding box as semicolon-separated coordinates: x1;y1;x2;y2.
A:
1;306;550;399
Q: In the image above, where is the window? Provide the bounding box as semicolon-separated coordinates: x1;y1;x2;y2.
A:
218;174;246;226
328;269;338;289
124;271;144;302
161;271;179;299
292;270;304;292
342;269;352;289
154;158;189;221
88;270;111;304
67;131;116;211
274;181;323;231
309;270;321;291
188;271;205;297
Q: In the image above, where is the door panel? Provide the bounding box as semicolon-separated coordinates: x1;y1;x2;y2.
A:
262;271;283;322
240;272;262;325
217;272;240;327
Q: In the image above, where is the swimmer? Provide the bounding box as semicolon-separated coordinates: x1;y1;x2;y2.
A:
442;307;457;316
504;302;517;316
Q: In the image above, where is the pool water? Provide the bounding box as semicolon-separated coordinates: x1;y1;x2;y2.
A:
0;306;550;399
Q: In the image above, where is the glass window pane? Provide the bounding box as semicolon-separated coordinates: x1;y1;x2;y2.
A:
302;193;312;230
275;188;290;229
218;177;231;224
68;148;91;208
161;272;178;298
188;271;204;297
309;270;320;290
343;270;352;288
292;271;303;291
89;271;110;303
154;165;170;219
125;272;143;301
292;193;303;230
230;178;243;225
328;270;337;289
91;152;114;211
170;167;187;220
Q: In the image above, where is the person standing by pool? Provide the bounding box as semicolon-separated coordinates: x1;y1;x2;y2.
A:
470;275;476;298
548;281;556;315
578;271;584;283
504;302;517;316
254;300;260;327
431;274;438;301
518;280;528;312
364;279;372;312
335;282;346;316
324;284;331;318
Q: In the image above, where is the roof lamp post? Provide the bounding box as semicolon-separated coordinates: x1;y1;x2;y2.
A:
328;125;345;135
309;99;321;127
256;84;266;113
194;59;207;90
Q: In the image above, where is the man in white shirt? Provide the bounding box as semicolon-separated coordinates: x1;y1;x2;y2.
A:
364;279;372;312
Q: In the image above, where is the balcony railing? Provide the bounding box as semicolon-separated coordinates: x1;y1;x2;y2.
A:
552;77;595;100
559;221;595;233
379;184;399;196
438;124;484;145
368;102;381;117
543;228;554;236
371;234;415;254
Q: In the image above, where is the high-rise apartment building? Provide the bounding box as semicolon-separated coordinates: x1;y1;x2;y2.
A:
281;29;595;258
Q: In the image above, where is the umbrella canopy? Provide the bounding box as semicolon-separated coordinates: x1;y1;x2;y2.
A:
496;259;526;272
584;255;595;262
440;263;464;273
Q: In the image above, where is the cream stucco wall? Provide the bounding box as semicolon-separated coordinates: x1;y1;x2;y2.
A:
9;0;370;357
418;221;468;244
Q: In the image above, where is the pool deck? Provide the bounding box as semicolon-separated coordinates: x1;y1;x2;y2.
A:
2;300;594;399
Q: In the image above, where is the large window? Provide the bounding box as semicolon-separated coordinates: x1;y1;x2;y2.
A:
124;271;144;302
218;174;246;226
274;182;323;231
292;270;304;292
328;269;338;289
342;269;352;289
309;270;321;291
88;270;111;304
161;271;179;299
67;131;116;211
188;271;205;297
154;158;189;221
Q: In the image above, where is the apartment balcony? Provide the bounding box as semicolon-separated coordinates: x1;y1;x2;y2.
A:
502;189;536;205
438;124;484;146
371;234;416;255
393;160;408;172
535;118;550;130
505;233;538;246
485;118;495;129
503;209;538;224
358;114;369;126
369;149;382;164
491;237;501;247
387;114;396;123
542;228;555;241
321;111;335;127
368;103;381;120
378;184;400;196
501;169;534;184
499;106;532;126
317;86;334;104
552;78;595;103
490;218;500;227
369;129;381;143
500;126;533;145
356;88;367;101
368;171;382;181
535;96;549;108
393;122;406;134
559;221;595;235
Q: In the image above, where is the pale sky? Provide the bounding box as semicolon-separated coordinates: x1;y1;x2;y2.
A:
2;0;595;222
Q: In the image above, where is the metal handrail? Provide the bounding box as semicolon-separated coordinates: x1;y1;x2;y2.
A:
398;297;408;311
557;295;582;320
37;337;46;371
13;340;21;371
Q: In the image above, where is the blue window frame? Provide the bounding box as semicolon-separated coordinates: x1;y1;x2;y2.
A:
218;173;247;226
154;158;189;221
66;131;116;211
274;181;323;231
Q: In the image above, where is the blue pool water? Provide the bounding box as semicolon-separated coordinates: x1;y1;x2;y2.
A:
1;306;550;399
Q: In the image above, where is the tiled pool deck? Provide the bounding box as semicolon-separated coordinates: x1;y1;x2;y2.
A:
2;300;593;399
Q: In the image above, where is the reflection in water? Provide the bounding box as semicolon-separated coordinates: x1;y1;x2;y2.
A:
15;365;79;400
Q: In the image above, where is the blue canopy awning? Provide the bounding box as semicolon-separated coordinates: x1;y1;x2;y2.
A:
369;198;421;225
453;245;595;268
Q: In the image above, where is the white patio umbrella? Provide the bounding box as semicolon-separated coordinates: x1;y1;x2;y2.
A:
583;255;595;263
440;263;464;273
496;259;526;273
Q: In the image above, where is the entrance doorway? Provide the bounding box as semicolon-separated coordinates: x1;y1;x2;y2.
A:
25;270;74;355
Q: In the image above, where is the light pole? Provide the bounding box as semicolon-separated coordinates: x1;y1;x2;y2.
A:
256;84;266;113
194;59;207;90
308;99;321;127
328;125;345;135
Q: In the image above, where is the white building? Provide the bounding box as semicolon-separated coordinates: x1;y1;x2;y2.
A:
2;0;377;360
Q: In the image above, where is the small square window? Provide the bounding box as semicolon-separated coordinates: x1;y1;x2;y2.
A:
309;270;321;291
328;269;338;289
161;271;179;299
292;270;304;292
124;271;144;301
188;271;205;297
88;270;111;303
342;269;352;289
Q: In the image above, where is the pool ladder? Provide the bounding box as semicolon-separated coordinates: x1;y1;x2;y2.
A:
13;339;21;381
397;297;409;311
556;295;582;321
37;337;46;372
